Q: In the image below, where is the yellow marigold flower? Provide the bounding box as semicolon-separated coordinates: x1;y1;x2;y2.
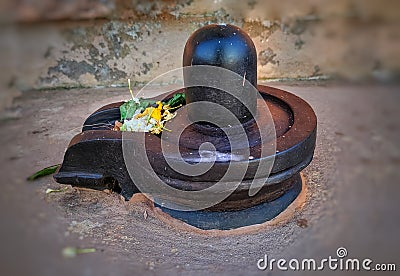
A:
163;109;177;121
150;102;163;121
135;107;150;119
150;126;162;135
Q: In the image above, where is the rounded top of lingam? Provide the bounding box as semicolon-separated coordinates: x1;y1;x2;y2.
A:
183;24;257;87
182;24;258;126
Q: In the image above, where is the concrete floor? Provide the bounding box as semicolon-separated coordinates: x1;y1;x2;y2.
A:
0;82;399;275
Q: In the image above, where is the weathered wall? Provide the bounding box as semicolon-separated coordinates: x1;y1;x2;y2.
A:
1;0;399;98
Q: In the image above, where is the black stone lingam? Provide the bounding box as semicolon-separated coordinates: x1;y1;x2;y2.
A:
183;24;257;126
54;24;317;230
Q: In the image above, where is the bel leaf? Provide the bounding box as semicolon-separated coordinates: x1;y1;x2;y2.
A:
27;164;60;181
165;93;186;108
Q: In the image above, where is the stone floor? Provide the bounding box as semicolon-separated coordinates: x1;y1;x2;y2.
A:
0;82;399;275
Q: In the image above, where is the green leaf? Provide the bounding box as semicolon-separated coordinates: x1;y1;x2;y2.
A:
119;100;137;121
119;101;128;121
62;247;96;258
138;98;157;110
165;93;186;108
27;164;60;181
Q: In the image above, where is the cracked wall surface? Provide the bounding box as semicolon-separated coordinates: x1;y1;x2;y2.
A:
0;0;399;96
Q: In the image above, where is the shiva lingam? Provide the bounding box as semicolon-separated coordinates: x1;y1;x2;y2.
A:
54;24;317;230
